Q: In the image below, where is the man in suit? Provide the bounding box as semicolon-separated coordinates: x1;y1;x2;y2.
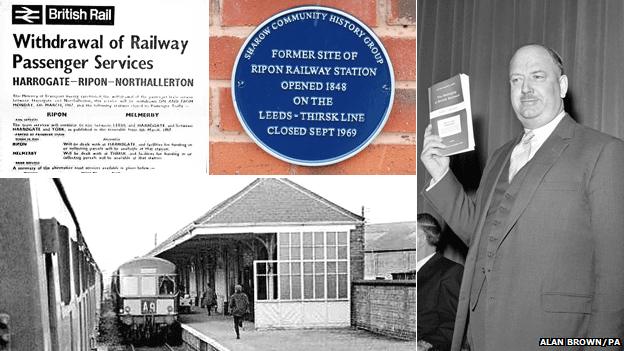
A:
421;44;624;350
418;213;463;351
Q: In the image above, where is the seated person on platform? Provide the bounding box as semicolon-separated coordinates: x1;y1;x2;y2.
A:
417;213;463;351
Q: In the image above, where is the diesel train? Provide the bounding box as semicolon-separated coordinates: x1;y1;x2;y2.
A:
0;179;102;351
111;256;180;344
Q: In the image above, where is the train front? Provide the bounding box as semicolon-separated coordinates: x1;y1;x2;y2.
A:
115;257;178;343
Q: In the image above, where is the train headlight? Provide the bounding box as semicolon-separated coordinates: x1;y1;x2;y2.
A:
167;305;173;313
119;309;124;313
124;306;131;313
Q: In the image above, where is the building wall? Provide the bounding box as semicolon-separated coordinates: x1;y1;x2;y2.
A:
209;0;416;174
351;280;416;340
364;250;416;279
350;224;365;280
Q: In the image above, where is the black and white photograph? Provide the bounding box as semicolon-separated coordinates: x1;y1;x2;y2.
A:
418;0;624;350
0;176;417;350
0;0;419;350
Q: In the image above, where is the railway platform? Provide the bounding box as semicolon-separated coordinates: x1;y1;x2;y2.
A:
178;307;415;351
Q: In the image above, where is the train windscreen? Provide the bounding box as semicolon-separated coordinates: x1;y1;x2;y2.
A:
159;276;175;295
141;276;157;295
121;276;138;295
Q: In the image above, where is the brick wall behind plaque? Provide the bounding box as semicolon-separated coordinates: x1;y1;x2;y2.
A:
209;0;416;174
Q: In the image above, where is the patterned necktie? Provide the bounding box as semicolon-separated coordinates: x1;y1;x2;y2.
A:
508;131;535;182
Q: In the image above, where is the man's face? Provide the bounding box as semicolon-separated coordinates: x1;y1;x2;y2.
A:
509;45;568;129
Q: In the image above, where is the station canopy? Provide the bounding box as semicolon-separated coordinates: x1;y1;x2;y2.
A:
146;178;363;260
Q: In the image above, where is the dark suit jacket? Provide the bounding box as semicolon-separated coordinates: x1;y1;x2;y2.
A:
418;252;463;351
424;115;624;351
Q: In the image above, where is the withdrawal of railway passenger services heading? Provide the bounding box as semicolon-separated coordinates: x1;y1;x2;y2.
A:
12;33;189;74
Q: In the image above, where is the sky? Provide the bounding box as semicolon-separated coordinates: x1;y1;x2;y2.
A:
60;176;418;277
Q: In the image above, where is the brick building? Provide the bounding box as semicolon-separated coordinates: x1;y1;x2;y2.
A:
350;223;416;340
147;178;365;328
209;0;416;174
364;221;416;280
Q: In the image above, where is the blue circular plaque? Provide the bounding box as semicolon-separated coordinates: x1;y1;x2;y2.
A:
232;6;394;166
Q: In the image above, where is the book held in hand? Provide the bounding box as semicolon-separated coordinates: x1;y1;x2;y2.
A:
428;73;475;156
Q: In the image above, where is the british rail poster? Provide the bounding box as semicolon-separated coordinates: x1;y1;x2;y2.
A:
0;0;208;174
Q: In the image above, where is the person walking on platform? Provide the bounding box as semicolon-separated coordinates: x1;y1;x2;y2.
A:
202;285;217;316
229;284;249;339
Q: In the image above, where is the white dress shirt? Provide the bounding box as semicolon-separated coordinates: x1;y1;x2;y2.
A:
521;110;566;159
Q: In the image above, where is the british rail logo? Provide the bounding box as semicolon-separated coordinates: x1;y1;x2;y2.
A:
12;5;115;25
12;5;43;24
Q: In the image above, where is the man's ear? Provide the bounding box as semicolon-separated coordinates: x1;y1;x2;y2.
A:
559;74;568;98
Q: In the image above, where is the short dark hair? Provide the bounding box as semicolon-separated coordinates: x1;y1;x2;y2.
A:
544;46;564;76
417;213;441;248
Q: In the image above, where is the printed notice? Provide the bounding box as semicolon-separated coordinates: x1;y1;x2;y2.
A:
0;0;208;174
428;74;475;156
232;6;394;166
437;114;462;138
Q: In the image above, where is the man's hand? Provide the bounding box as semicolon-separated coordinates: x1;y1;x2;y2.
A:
421;124;450;182
417;339;434;351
